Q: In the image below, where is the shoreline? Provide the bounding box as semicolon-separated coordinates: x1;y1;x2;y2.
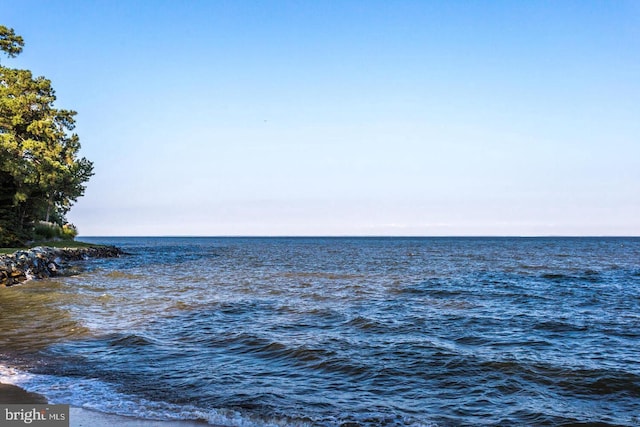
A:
0;244;123;286
69;407;217;426
0;382;47;404
1;245;209;426
0;382;221;426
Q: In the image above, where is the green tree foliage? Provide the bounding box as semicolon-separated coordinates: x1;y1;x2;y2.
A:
0;25;23;59
0;25;93;246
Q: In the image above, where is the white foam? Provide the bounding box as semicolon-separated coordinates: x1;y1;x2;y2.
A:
0;364;284;426
0;364;33;384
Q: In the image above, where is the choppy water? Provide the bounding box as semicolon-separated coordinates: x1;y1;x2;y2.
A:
1;237;639;426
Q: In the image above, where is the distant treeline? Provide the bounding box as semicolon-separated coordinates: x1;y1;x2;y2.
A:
0;25;93;246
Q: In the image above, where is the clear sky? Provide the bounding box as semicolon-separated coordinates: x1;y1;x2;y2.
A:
4;0;639;236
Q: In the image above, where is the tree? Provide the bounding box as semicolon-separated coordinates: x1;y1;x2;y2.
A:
0;26;93;245
0;25;23;59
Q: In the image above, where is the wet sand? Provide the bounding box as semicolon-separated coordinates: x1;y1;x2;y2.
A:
0;382;47;404
69;407;219;427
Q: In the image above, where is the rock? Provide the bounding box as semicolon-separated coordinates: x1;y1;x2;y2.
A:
0;245;124;287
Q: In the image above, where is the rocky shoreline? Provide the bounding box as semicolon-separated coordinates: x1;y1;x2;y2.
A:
0;245;123;287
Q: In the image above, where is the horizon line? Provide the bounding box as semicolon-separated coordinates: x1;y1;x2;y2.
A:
77;235;640;239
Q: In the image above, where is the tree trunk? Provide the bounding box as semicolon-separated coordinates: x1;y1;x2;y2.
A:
45;193;53;223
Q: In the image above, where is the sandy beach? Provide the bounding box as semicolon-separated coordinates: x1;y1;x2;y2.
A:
68;407;218;427
0;382;47;404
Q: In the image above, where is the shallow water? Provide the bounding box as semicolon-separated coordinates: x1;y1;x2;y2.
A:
1;237;639;426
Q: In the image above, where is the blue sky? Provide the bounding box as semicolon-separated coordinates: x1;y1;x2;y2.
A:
4;0;639;236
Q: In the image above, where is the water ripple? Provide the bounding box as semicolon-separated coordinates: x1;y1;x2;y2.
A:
2;237;639;426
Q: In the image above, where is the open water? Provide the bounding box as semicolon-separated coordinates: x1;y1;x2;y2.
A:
1;237;639;426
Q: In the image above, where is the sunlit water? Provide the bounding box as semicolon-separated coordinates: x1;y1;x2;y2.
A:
1;237;639;426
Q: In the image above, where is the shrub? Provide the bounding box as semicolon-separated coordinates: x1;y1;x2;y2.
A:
61;223;78;240
33;221;77;241
0;226;23;247
33;221;58;240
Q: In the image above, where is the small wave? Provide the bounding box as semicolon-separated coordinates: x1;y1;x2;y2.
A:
481;359;640;397
533;320;588;333
280;271;366;281
216;333;337;366
107;333;155;347
540;270;602;283
206;332;377;380
553;369;640;396
171;300;208;312
390;285;466;300
103;271;145;280
1;364;436;427
309;357;373;380
541;273;576;281
0;364;301;426
345;316;384;332
518;264;547;271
